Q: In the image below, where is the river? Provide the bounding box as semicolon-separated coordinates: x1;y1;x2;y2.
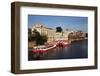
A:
28;40;88;60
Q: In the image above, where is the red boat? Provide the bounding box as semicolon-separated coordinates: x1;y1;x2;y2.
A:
32;45;56;53
56;40;71;48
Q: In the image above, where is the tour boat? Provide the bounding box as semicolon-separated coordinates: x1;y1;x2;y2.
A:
32;45;56;53
56;40;71;48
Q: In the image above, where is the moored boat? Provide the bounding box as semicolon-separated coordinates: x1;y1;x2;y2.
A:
32;45;56;53
56;40;71;48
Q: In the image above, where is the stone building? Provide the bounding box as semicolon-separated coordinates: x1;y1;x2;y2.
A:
31;23;86;42
31;23;71;42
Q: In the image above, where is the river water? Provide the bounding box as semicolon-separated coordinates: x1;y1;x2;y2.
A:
28;40;88;60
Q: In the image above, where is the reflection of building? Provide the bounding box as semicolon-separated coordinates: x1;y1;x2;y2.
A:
31;23;87;42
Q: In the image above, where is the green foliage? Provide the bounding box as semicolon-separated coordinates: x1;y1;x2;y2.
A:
35;35;48;45
85;33;88;37
28;28;32;41
56;26;63;32
28;29;48;45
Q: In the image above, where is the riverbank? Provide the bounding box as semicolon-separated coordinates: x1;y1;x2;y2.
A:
70;38;88;43
28;38;88;49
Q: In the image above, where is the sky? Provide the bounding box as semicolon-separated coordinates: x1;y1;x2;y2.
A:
28;15;88;32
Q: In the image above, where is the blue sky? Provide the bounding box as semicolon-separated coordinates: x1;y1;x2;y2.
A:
28;15;88;32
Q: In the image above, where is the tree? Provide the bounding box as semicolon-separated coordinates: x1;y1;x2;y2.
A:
28;28;32;41
85;33;88;37
31;29;48;45
35;35;48;45
56;26;63;32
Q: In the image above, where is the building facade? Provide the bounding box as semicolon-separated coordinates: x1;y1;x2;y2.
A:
31;23;71;42
31;23;87;42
